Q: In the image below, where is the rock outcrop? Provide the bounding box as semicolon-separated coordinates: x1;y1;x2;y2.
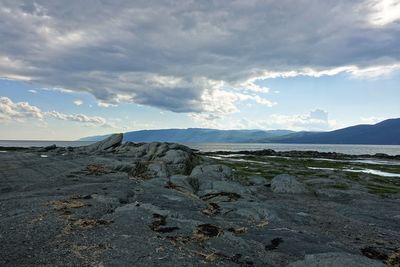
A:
288;252;388;267
114;142;201;178
1;136;399;267
271;174;307;194
84;133;123;152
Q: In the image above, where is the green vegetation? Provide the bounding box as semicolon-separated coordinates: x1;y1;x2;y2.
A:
330;183;350;190
208;154;400;195
367;183;400;195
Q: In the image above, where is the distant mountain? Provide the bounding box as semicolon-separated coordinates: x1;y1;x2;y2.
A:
273;118;400;145
80;118;400;145
80;128;294;143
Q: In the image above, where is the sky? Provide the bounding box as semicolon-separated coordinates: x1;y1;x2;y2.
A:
0;0;400;140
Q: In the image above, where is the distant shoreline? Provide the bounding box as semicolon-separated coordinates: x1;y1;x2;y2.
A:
1;141;400;158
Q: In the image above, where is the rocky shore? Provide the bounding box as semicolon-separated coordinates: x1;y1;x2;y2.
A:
0;134;399;266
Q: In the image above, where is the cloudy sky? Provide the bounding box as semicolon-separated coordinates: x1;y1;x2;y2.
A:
1;0;400;140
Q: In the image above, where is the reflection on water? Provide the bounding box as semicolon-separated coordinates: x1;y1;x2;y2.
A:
308;166;400;177
343;168;400;177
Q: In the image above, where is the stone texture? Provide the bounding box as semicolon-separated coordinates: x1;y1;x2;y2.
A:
288;252;388;267
271;174;307;194
84;133;123;152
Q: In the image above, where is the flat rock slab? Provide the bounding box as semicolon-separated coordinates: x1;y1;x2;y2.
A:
288;252;388;267
271;174;307;194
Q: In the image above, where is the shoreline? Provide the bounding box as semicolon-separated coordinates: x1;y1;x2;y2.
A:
0;134;398;266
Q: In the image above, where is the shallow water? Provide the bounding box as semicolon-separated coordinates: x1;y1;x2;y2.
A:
187;143;400;155
343;168;400;177
308;166;400;177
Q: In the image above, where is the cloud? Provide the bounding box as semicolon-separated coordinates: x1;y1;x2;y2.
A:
28;89;37;93
267;109;339;131
73;99;83;106
0;1;399;115
0;96;43;121
190;109;340;131
46;111;107;126
368;0;400;26
0;96;112;127
360;116;386;124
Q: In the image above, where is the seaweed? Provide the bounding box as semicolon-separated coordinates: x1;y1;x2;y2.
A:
149;213;180;233
201;192;241;202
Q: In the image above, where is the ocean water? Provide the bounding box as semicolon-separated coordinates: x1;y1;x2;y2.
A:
185;143;400;155
0;140;95;148
1;140;400;156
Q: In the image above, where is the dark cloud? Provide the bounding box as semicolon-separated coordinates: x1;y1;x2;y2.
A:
0;0;399;113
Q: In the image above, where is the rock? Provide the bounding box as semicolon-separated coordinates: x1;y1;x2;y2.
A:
247;175;268;186
271;174;307;194
115;142;201;178
44;144;57;151
288;252;387;267
37;144;57;152
315;188;365;199
305;178;336;186
199;180;248;196
190;164;233;180
84;133;123;152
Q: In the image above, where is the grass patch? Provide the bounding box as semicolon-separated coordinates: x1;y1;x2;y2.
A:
330;183;350;190
367;183;400;195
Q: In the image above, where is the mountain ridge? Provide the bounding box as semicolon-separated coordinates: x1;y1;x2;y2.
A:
80;118;400;145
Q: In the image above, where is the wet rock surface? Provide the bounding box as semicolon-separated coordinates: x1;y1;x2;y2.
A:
0;136;399;266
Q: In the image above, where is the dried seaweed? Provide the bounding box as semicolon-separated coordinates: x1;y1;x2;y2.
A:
200;192;241;202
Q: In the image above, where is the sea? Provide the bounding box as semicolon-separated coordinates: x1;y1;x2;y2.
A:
1;140;400;156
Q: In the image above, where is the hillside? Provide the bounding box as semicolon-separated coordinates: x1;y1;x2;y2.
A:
80;128;294;143
275;118;400;145
80;118;400;145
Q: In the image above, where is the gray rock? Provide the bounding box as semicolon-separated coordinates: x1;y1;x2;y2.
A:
190;164;233;180
315;188;365;199
199;180;248;195
84;133;123;152
114;142;200;177
247;175;268;186
288;252;388;267
271;174;307;194
305;178;336;186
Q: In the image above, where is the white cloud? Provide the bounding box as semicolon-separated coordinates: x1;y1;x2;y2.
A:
254;64;400;81
73;99;83;106
0;96;113;128
0;96;43;121
190;109;341;131
360;116;386;124
40;87;74;94
28;89;37;93
46;111;107;126
368;0;400;26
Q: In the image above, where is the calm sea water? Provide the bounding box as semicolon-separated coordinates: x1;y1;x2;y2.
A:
185;143;400;155
1;140;400;156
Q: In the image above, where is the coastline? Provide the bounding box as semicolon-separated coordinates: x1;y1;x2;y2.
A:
0;134;398;266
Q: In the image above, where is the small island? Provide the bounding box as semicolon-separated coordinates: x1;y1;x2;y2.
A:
0;134;398;266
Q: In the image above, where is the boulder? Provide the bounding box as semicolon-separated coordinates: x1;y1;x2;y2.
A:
271;174;307;194
114;142;201;179
190;164;233;180
200;180;248;195
247;175;268;186
84;133;123;152
288;252;387;267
